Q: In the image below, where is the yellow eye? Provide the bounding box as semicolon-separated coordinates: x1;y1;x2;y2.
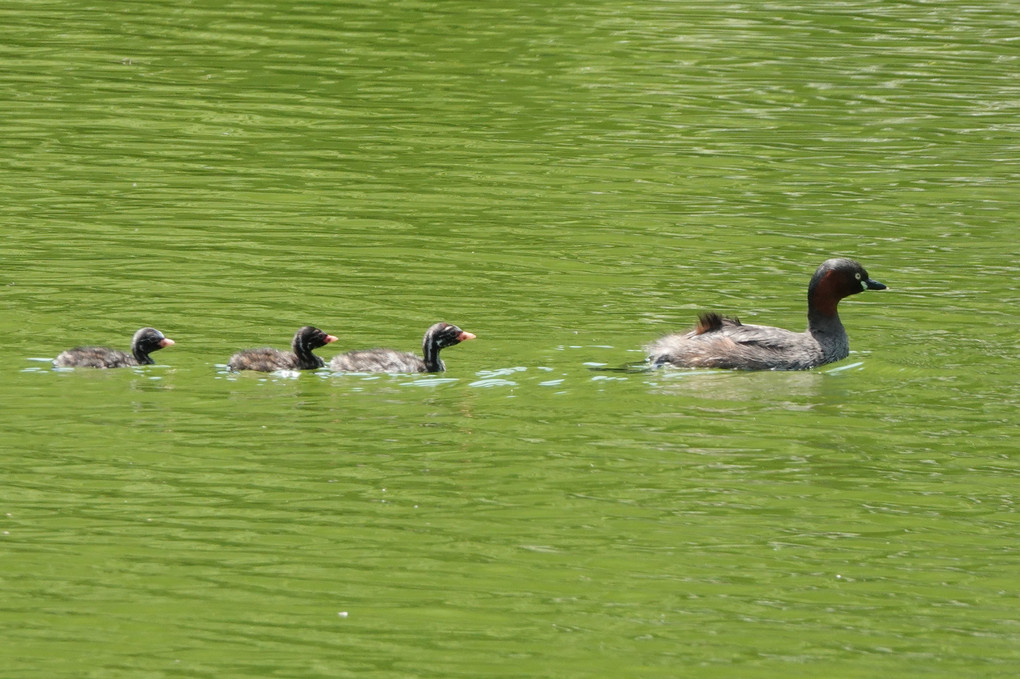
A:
855;273;862;280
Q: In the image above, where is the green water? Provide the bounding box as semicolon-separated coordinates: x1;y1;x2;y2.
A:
2;1;1017;676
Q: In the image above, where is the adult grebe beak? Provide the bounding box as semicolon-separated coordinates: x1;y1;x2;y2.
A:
864;278;887;290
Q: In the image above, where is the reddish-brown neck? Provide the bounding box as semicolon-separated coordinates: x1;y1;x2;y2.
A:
809;270;841;318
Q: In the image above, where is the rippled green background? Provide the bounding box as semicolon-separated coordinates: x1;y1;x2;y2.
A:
2;1;1017;676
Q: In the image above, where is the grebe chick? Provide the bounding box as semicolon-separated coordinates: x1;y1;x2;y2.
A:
329;322;475;373
228;326;338;372
54;327;175;368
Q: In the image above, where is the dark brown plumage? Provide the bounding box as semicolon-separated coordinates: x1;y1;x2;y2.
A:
329;322;476;373
228;326;338;372
53;327;175;368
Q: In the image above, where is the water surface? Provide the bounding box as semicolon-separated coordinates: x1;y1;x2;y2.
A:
2;1;1017;676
